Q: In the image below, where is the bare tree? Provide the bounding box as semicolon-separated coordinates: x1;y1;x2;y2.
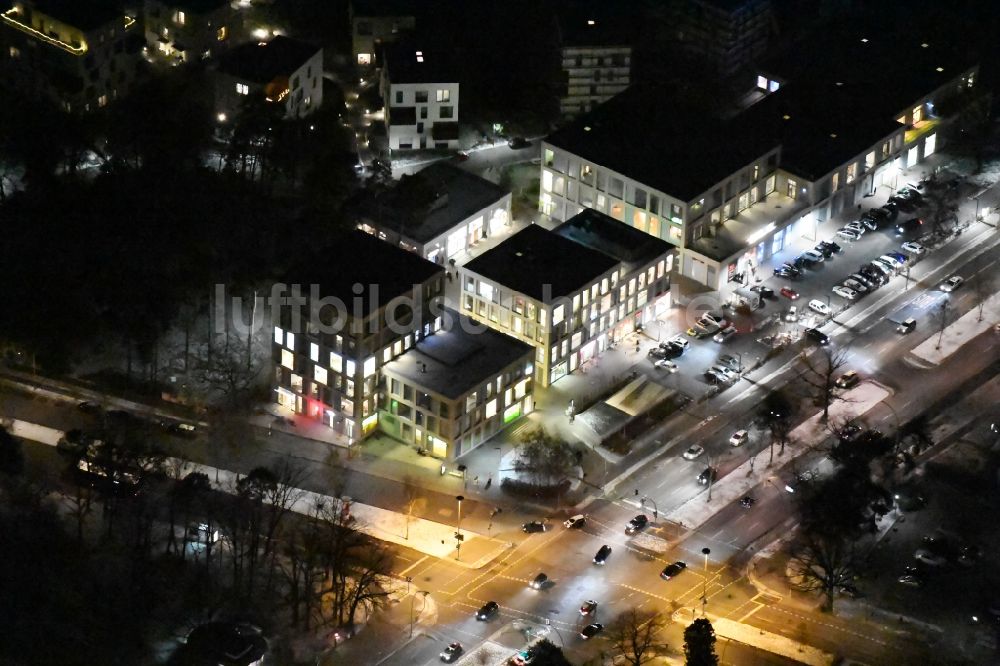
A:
401;475;427;541
797;345;851;422
971;272;994;322
606;607;668;666
933;300;949;350
787;530;864;612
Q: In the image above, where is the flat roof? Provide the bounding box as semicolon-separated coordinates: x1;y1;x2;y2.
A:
463;224;619;303
546;84;780;203
296;230;443;317
351;0;416;18
384;312;533;400
553;208;672;274
30;0;122;31
383;40;455;84
350;162;507;244
217;36;320;83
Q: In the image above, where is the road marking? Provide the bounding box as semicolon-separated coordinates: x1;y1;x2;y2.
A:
737;602;765;623
397;555;428;577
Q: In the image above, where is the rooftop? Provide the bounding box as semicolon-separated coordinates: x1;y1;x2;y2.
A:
687;191;807;262
297;230;443;318
350;163;507;244
383;311;533;401
546;83;780;203
383;40;455;84
168;0;230;13
29;0;122;31
351;0;416;18
217;36;320;84
463;224;618;303
553;208;673;274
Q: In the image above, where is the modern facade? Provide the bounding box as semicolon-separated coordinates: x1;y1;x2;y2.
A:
143;0;235;64
381;41;459;150
349;0;415;70
380;309;535;460
668;0;773;77
214;35;322;120
540;32;983;299
0;0;141;112
272;230;445;445
459;218;673;387
350;162;511;265
557;11;630;118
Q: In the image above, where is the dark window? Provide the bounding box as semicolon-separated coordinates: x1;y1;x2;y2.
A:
357;21;371;35
395;90;403;104
417;122;424;133
415;90;428;103
419;106;428;119
439;105;453;119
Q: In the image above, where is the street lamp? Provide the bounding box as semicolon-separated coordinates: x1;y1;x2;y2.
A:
701;547;711;616
640;496;658;519
488;507;502;538
455;495;465;561
410;590;430;638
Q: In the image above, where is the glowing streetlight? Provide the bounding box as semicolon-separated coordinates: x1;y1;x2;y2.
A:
455;495;465;561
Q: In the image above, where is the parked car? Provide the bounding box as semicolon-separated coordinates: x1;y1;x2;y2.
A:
77;401;103;414
750;285;776;299
713;326;737;343
895;218;924;235
808;299;831;316
833;285;859;300
625;515;649;535
871;258;897;275
507;137;531;149
697;467;718;485
801;249;825;263
819;239;843;253
648;347;668;360
440;642;464;663
858;215;879;231
835;370;860;389
530;573;548;589
780;287;800;300
659;342;685;359
511;648;536;666
940;275;964;292
710;365;738;381
564;515;586;529
729;429;749;447
580;623;604;639
704;369;728;384
164;422;197;438
805;328;830;345
476;601;499;620
785;306;798;322
522;521;547;533
718;355;743;371
901;241;925;255
897;573;925;588
667;335;690;351
775;264;802;278
683;445;705;460
842;278;868;294
814;243;834;258
885;252;909;265
655;359;678;372
914;549;948;567
660;561;688;580
844;222;866;235
593;545;612;565
580;600;599;616
849;272;877;290
837;228;862;241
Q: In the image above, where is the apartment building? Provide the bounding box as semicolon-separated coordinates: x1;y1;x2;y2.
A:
143;0;235;64
214;35;322;120
541;32;982;298
350;162;511;265
381;41;459;150
272;230;445;445
380;309;534;459
557;11;630;118
0;0;141;112
668;0;773;77
459;218;673;387
349;0;415;70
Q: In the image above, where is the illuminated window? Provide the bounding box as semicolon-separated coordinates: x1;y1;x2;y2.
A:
363;357;376;377
552;304;564;325
281;349;294;369
865;151;875;170
314;365;328;385
330;351;343;373
236;82;249;95
846;163;857;184
173;10;185;25
757;75;768;90
485;399;497;418
8;46;20;58
436;89;450;102
310;343;319;362
346;359;356;376
286;331;295;350
217;26;227;41
274;326;283;344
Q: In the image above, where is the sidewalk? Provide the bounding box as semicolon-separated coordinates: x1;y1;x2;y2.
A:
911;289;1000;364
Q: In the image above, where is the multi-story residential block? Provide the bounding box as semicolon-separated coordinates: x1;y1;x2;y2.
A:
668;0;773;78
350;162;511;265
272;230;445;445
459;217;673;386
214;35;322;120
380;309;535;459
0;0;141;112
143;0;235;64
381;41;459;150
540;32;982;299
557;11;630;118
349;0;415;70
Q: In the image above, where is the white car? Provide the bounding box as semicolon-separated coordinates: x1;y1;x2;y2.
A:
683;444;705;460
655;359;678;372
801;249;825;263
832;285;858;300
836;228;862;241
808;300;831;316
668;335;690;350
940;276;964;292
844;222;866;235
785;306;798;322
843;278;869;294
713;326;737;343
901;241;925;255
729;430;749;447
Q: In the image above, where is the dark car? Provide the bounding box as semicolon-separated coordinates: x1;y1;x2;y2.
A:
820;239;843;253
522;521;547;533
164;422;197;439
849;272;877;290
106;409;135;422
658;342;684;359
440;642;464;663
697;467;718;485
508;137;531;149
660;561;688;580
77;401;103;414
579;599;598;616
774;264;802;279
475;601;499;620
580;623;604;639
593;545;612;565
805;328;830;345
750;285;776;299
647;347;668;360
813;243;834;258
895;217;924;235
625;514;649;534
530;573;548;589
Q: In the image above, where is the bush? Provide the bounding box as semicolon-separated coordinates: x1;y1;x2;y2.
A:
500;477;570;500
